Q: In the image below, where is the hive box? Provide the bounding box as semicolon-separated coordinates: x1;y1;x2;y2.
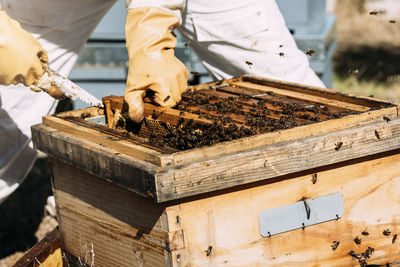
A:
32;76;400;266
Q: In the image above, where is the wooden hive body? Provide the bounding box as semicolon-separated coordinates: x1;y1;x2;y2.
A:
32;76;400;266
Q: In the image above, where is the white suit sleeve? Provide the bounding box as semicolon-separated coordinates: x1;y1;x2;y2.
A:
126;0;185;24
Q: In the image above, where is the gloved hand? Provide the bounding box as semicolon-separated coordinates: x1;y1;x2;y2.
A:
0;10;64;99
0;10;47;86
124;7;189;123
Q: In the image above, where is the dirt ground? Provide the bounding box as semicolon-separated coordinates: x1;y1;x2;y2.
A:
1;1;399;266
0;158;58;266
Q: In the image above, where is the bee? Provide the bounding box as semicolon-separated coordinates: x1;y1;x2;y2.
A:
80;112;91;119
374;130;380;139
306;49;316;56
383;116;391;122
364;246;375;259
245;61;253;68
392;234;398;244
152;109;160;120
170;31;177;37
369;11;379;15
311;173;317;184
349;250;362;259
279;52;285;57
383;229;391;236
184;41;191;47
179;111;184;116
164;95;171;102
389;20;396;23
335;141;343;151
348;69;359;75
359;259;367;267
361;230;369;236
354;236;361;245
191;71;200;76
331;241;340;250
205;246;213;256
279;44;283;48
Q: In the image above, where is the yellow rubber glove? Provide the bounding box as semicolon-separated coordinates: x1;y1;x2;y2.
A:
124;7;189;123
0;10;48;87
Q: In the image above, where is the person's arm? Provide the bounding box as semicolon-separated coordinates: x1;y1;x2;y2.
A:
0;9;64;98
123;1;188;122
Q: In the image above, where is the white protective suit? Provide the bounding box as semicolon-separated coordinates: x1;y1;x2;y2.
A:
0;0;324;203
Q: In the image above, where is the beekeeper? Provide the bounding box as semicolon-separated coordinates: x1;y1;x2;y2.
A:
0;0;324;203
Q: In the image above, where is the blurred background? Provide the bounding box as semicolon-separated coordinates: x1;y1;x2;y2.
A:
1;0;399;265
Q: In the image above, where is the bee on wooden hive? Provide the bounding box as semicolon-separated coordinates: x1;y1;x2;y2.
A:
349;250;362;259
152;109;160;120
306;49;316;57
374;130;380;139
383;229;391;236
392;234;398;244
383;116;391;123
335;141;343;151
205;246;213;256
331;241;340;250
279;52;285;57
369;11;379;15
389;20;396;24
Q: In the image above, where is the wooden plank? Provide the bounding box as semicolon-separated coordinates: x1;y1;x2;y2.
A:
143;103;214;126
57;106;103;118
33;109;399;203
170;107;398;167
241;75;395;108
32;124;159;199
232;81;371;112
167;151;400;266
12;228;61;267
41;115;174;167
50;159;169;267
156;117;400;202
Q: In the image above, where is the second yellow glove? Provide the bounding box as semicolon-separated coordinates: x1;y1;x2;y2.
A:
124;7;189;123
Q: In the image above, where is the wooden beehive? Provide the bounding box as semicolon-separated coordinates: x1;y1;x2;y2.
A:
32;76;400;266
